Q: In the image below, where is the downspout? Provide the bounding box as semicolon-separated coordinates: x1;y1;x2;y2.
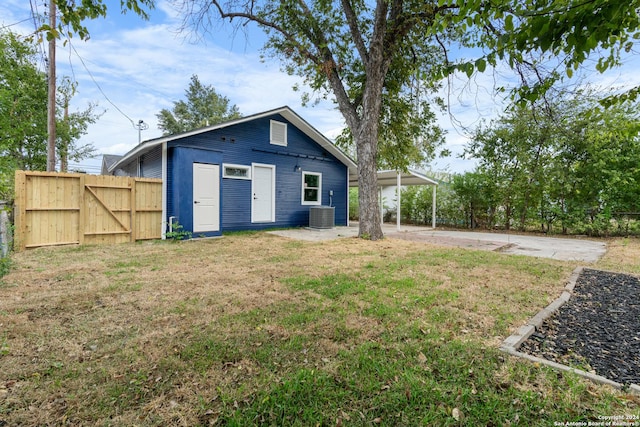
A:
379;186;383;225
161;142;167;239
346;168;350;227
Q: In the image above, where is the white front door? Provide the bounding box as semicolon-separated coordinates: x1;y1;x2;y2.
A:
252;164;275;223
193;163;220;232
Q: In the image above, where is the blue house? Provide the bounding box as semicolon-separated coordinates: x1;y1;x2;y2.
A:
107;106;356;238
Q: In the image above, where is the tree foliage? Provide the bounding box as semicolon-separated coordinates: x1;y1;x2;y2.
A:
0;31;100;199
156;75;241;135
444;0;640;104
0;31;48;199
457;90;640;235
41;0;155;41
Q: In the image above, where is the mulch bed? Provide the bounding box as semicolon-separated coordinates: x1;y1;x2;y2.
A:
519;268;640;386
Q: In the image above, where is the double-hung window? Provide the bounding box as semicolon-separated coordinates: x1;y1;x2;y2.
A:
302;171;321;205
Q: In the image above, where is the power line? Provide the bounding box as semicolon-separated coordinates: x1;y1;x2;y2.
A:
28;0;47;71
59;41;180;101
0;17;33;31
67;39;137;128
68;163;101;172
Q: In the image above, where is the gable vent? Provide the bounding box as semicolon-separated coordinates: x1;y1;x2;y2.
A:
270;120;287;146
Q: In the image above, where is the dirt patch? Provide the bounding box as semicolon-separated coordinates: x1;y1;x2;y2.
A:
387;231;506;251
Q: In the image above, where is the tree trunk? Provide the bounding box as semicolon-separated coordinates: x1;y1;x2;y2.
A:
354;119;383;240
349;12;388;241
504;204;512;231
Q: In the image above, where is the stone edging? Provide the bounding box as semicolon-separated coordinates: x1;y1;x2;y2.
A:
499;266;640;396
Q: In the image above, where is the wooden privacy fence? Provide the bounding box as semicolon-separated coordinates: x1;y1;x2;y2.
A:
14;171;163;251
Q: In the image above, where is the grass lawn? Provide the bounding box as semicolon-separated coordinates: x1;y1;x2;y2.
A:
1;233;639;426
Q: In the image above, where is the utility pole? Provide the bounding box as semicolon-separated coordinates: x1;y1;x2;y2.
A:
135;120;148;144
46;0;57;172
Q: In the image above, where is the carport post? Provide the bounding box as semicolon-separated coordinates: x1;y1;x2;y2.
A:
379;186;383;225
432;185;437;228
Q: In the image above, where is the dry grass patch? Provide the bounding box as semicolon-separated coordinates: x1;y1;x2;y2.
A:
0;233;638;425
596;236;640;274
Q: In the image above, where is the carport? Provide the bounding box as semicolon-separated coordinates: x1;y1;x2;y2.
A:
349;169;438;231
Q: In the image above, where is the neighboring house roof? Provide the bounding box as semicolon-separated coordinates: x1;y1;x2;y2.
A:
101;154;123;175
108;106;357;174
349;169;439;187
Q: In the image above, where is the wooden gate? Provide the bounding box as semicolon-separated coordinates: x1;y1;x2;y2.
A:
14;171;163;250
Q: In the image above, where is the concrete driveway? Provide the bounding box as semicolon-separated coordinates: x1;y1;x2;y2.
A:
269;224;607;263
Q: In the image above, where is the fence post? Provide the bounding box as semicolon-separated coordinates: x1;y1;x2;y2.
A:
130;178;136;242
0;202;10;257
14;171;27;251
78;174;85;245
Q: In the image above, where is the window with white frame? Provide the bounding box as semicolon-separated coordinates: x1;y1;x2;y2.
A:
302;171;321;205
270;120;287;146
223;164;251;179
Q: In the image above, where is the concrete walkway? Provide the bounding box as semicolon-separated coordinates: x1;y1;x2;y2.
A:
269;224;607;263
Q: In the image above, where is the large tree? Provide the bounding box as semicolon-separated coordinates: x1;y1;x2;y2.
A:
156;74;241;135
176;1;463;240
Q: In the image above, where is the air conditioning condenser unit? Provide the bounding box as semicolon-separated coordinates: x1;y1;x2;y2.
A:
309;206;335;229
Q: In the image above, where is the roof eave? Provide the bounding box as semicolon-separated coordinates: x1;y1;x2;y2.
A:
108;106;357;173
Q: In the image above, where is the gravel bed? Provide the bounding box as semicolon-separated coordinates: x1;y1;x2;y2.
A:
519;268;640;385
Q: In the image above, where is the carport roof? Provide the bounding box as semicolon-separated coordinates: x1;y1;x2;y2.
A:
349;169;438;187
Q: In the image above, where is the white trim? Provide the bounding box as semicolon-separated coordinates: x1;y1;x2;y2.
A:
251;163;276;223
222;163;251;180
161;142;167;240
301;171;322;206
270;120;287;146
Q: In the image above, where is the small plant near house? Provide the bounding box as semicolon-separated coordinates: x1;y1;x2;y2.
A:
165;221;192;241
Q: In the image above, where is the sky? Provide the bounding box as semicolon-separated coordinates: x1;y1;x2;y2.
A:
1;1;638;175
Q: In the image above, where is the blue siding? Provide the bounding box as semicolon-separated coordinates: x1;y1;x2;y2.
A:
166;113;349;233
167;146;223;237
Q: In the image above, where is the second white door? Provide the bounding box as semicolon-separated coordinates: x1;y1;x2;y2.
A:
252;164;275;223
